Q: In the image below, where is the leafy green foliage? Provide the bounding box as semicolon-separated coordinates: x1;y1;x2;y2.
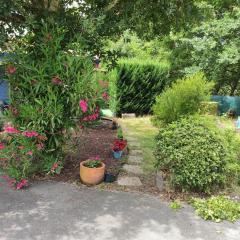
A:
41;154;62;175
117;127;123;139
83;0;204;39
154;115;229;193
83;160;102;168
172;6;240;95
191;196;240;222
152;72;213;125
107;69;118;113
103;30;171;66
115;58;170;115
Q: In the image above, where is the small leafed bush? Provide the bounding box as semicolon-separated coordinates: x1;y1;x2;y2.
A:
152;72;213;126
191;196;240;222
154;115;229;193
223;129;240;186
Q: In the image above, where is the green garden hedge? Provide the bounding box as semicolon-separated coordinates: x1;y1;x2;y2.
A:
115;58;170;115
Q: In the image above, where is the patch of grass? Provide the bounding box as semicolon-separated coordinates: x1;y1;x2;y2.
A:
217;115;236;130
170;201;182;211
118;117;158;173
191;196;240;222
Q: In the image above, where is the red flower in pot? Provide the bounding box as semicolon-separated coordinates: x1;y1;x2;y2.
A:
112;139;127;159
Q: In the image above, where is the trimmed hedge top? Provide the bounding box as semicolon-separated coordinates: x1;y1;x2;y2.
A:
115;58;170;115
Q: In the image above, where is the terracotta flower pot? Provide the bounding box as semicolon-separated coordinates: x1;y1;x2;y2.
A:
80;160;105;185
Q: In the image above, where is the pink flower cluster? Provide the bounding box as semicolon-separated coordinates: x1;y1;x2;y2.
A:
83;107;100;122
22;131;38;138
0;142;5;150
26;151;33;156
1;175;16;188
0;176;27;190
89;155;100;160
102;92;109;101
79;100;88;113
52;76;63;85
51;162;59;172
16;179;28;190
37;143;44;150
4;126;19;134
6;65;16;75
9;106;19;116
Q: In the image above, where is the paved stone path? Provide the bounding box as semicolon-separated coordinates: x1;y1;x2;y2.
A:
0;181;239;240
117;176;143;186
117;125;144;187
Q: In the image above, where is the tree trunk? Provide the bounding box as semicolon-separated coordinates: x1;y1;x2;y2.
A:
31;0;59;12
230;79;239;96
44;0;59;11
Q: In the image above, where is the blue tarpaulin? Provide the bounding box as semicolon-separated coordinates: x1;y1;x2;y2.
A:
0;81;9;101
0;53;9;103
211;95;240;116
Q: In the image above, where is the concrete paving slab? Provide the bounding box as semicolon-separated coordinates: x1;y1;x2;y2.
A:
117;176;143;186
123;164;144;175
128;155;142;164
128;141;141;148
130;150;143;155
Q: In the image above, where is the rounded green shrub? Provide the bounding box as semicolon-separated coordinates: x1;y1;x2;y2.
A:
154;115;229;193
152;72;213;126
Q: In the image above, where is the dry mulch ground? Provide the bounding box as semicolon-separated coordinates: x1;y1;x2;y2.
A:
35;120;122;182
33;119;209;200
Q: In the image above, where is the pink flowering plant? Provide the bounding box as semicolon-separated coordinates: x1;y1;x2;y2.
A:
5;22;102;179
95;77;111;109
0;125;45;189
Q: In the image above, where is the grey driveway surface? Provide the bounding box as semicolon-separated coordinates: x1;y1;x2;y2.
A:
0;180;239;240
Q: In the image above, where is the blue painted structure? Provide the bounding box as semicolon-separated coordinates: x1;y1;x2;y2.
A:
0;81;9;101
0;53;9;104
211;95;240;116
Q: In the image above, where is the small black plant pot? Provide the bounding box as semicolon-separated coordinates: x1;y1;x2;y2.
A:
104;173;117;183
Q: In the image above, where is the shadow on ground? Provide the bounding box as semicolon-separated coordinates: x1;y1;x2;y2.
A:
0;181;239;240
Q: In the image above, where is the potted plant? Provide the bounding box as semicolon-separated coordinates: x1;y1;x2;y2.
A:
104;167;119;183
112;139;127;159
104;172;117;183
80;159;105;185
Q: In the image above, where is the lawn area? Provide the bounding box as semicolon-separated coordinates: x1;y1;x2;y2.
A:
118;117;158;173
